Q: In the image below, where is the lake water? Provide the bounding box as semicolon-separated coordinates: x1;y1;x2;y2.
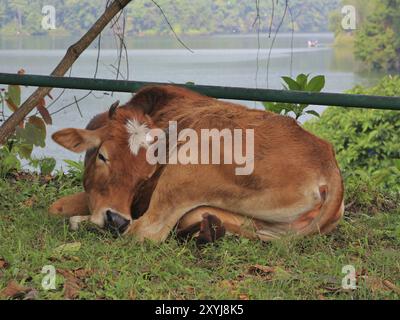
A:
0;33;381;167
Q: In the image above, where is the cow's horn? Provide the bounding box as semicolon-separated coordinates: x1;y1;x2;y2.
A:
108;100;120;118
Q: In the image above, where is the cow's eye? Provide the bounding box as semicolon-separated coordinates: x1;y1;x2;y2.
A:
98;153;107;162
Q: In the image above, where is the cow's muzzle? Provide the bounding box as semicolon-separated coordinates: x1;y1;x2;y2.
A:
105;210;130;235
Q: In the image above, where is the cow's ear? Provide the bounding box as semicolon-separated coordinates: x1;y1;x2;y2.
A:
128;86;169;115
52;128;104;153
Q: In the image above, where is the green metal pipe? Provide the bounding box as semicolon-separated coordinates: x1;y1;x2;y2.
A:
1;73;400;111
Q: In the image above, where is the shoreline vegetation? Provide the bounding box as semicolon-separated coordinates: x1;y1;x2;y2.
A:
330;0;400;72
0;0;339;37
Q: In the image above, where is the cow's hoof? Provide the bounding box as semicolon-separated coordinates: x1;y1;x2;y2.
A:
196;213;226;247
69;216;81;231
105;210;130;236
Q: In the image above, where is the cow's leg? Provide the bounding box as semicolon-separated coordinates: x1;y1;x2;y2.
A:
125;197;286;243
177;207;255;240
49;192;91;230
49;192;89;217
126;192;326;242
177;206;290;242
176;212;226;246
125;201;198;242
69;215;91;230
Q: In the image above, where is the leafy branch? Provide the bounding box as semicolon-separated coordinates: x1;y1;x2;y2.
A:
263;73;325;120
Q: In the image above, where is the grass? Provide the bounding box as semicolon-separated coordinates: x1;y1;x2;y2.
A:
0;172;399;300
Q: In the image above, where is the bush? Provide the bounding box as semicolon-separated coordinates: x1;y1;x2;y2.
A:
304;76;400;194
0;70;55;177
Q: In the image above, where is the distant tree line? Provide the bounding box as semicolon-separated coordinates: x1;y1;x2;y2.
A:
0;0;339;36
330;0;400;72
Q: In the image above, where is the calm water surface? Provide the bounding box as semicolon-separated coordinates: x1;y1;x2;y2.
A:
0;33;381;166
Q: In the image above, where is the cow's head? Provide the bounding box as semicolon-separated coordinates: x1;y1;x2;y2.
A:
52;105;158;233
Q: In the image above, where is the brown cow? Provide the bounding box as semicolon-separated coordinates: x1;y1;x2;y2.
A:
49;85;344;243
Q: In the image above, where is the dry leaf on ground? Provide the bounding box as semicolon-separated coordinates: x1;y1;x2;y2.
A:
57;268;93;300
382;280;400;294
359;275;400;294
23;196;36;208
57;269;81;299
248;264;275;277
239;293;249;300
0;280;35;299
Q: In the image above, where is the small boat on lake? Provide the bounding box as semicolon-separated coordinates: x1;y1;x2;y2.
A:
307;40;319;48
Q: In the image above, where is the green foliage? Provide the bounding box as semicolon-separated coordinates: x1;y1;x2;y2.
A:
304;76;400;192
331;0;400;72
0;129;56;177
329;0;376;35
263;73;325;120
30;157;57;176
0;0;340;36
354;0;400;72
62;159;84;183
0;81;55;177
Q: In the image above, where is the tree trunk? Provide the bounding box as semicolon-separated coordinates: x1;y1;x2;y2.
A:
0;0;132;145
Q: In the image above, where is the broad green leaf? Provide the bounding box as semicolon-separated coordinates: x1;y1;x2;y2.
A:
53;242;82;256
296;74;309;90
281;76;301;91
15;123;46;148
17;144;33;159
6;85;21;109
263;102;287;115
306;75;325;92
27;123;46;147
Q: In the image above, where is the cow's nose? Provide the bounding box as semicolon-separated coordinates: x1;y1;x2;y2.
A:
105;210;130;235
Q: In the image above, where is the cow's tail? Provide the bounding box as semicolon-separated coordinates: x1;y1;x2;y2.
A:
300;166;345;237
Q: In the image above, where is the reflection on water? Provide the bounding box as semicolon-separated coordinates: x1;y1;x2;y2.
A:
0;33;382;166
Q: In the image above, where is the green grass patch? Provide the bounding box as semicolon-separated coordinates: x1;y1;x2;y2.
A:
0;173;399;300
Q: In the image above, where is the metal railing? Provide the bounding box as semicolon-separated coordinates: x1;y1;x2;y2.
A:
1;73;400;111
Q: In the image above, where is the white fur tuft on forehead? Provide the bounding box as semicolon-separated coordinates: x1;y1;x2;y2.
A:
125;118;152;155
